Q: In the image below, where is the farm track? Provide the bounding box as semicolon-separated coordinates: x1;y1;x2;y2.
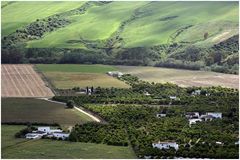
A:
1;64;54;97
39;98;102;123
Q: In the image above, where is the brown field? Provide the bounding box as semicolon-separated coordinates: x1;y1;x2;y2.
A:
117;66;239;89
1;64;54;97
2;98;94;127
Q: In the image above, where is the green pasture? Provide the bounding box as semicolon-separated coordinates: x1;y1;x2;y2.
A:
2;98;94;127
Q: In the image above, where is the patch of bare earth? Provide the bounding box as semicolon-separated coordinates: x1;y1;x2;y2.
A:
1;64;54;97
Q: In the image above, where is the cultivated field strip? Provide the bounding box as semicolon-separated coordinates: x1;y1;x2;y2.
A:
1;64;54;97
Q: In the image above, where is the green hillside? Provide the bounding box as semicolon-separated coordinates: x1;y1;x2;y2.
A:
1;1;239;74
1;1;84;36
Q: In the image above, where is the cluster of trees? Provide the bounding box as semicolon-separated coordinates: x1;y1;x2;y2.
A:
53;77;238;158
2;16;70;48
15;126;37;138
69;122;128;146
80;97;238;159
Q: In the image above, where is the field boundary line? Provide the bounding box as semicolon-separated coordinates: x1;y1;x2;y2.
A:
13;65;35;97
33;65;57;96
3;65;21;96
8;65;29;96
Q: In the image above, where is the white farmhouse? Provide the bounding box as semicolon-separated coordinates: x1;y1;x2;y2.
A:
200;115;214;121
206;112;222;119
152;141;179;150
25;133;42;139
52;132;70;140
191;90;201;96
185;112;200;119
156;113;167;118
107;71;123;78
169;96;177;100
37;127;62;134
26;131;46;139
144;91;151;96
38;127;50;133
216;141;223;145
189;118;202;127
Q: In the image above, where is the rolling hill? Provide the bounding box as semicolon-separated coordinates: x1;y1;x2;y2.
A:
1;1;239;74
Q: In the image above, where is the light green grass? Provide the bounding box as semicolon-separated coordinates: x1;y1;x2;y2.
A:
1;125;136;159
2;98;94;127
117;65;239;89
121;1;239;47
36;64;129;89
1;1;84;36
2;1;238;48
36;64;118;73
27;2;147;48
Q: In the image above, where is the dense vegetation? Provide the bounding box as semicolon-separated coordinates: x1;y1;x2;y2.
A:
53;74;239;158
1;1;239;74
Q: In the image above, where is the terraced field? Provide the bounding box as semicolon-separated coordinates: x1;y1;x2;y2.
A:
117;66;239;89
36;64;129;89
2;98;94;127
1;64;54;97
1;125;136;159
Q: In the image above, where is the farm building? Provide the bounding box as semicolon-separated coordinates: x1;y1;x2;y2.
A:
143;91;151;96
25;126;69;140
156;113;167;118
206;112;222;119
200;115;214;121
191;90;201;96
37;127;62;134
169;96;177;100
189;118;202;127
152;141;179;150
107;71;123;78
52;132;70;140
185;112;200;119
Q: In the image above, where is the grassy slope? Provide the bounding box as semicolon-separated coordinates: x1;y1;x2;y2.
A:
121;1;239;47
1;1;84;36
36;64;129;89
117;65;239;89
27;2;147;48
1;125;136;159
2;98;94;127
23;1;239;48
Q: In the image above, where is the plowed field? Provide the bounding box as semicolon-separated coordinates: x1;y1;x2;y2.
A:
1;64;54;97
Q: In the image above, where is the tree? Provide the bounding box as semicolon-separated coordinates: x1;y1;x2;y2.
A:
204;32;209;40
66;100;74;109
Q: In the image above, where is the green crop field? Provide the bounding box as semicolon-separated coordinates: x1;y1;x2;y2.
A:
2;98;94;127
1;125;136;159
36;64;129;89
1;1;84;36
117;66;239;89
